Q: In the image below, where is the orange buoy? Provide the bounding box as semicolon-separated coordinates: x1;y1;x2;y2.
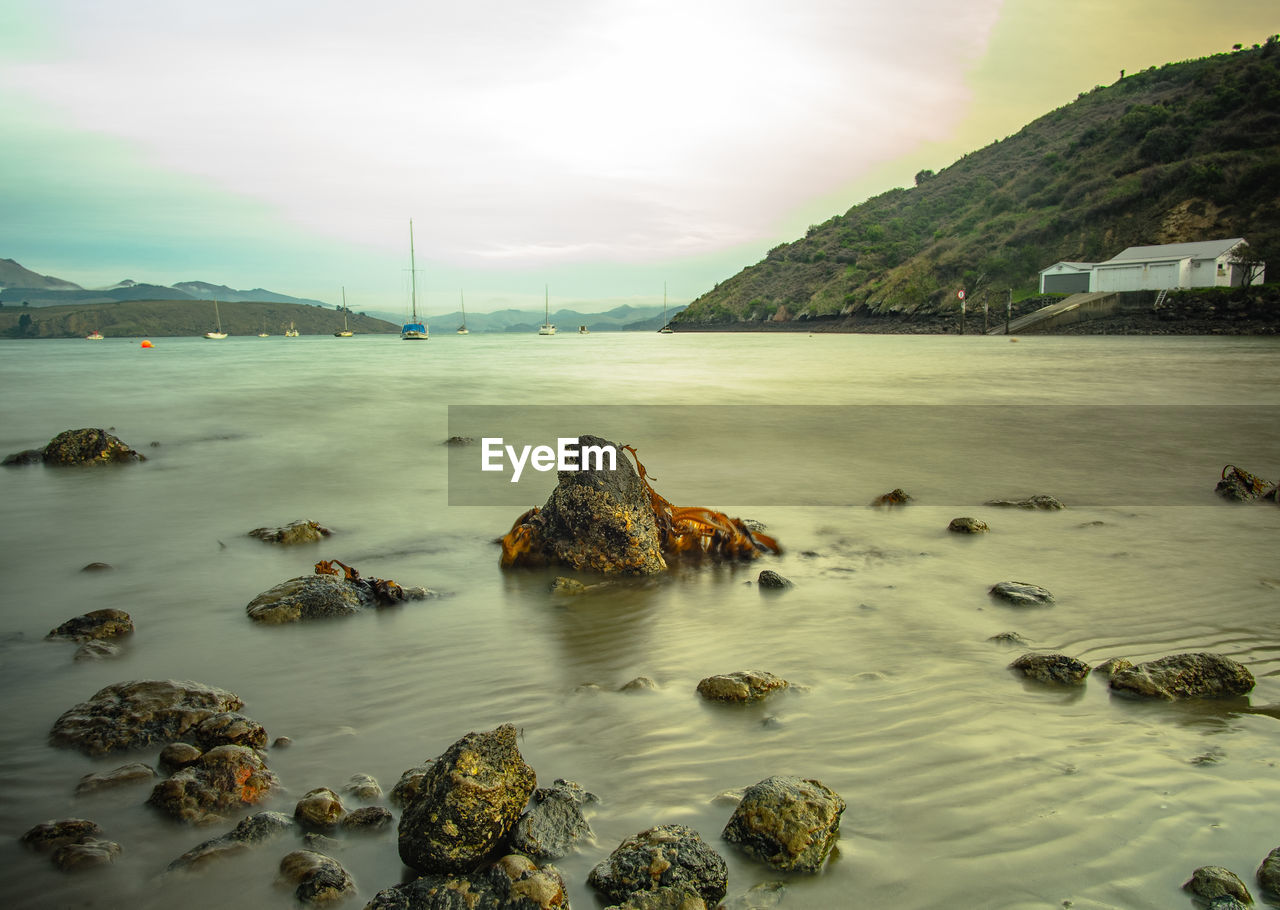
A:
140;339;153;348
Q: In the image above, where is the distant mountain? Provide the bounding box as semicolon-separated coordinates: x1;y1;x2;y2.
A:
172;281;326;306
0;258;82;291
677;40;1280;326
363;302;686;333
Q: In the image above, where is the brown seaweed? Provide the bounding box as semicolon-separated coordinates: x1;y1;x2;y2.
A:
314;559;405;605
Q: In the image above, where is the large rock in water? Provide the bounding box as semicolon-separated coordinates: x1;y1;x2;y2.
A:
49;680;244;756
510;779;596;861
588;824;728;907
397;724;537;874
721;776;845;873
147;744;279;825
1109;652;1255;700
366;854;569;910
41;428;145;465
513;434;666;575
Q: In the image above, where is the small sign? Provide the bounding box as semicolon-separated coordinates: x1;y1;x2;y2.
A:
957;289;966;300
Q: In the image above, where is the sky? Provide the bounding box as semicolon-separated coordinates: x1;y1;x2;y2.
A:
1;0;1276;316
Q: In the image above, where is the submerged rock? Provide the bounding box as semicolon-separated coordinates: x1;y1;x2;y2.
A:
1109;652;1255;700
947;517;988;534
168;811;298;872
248;520;331;545
40;428;146;466
588;824;728;907
984;495;1066;510
343;773;383;802
47;609;134;642
988;581;1055;607
245;572;435;624
1183;865;1252;905
21;819;104;852
75;762;157;795
50;679;245;756
74;640;123;661
511;779;596;860
279;850;356;905
51;837;123;871
870;488;912;508
295;787;347;833
147;744;279;825
340;806;394;833
397;724;537;874
696;670;789;703
1009;653;1091;686
365;854;569;910
756;570;792;590
721;776;845;873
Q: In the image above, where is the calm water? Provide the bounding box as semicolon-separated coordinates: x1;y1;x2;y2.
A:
2;332;1279;910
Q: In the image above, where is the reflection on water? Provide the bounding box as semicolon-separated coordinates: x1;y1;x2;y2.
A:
1;333;1279;909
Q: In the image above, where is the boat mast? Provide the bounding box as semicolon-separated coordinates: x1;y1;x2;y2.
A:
409;219;418;319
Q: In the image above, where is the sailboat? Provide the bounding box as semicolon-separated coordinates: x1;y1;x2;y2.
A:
538;286;556;335
204;300;228;339
401;219;428;340
658;282;674;333
258;317;269;337
334;287;354;337
285;321;299;337
457;291;469;334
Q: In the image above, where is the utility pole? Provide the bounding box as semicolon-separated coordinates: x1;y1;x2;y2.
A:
1005;289;1012;334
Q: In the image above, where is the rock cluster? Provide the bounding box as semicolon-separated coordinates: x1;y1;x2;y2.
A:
49;679;245;756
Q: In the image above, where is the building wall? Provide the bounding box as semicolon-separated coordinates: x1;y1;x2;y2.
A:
1042;271;1091;294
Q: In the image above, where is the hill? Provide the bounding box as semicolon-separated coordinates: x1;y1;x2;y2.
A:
0;299;398;338
0;264;328;309
0;258;82;292
675;39;1280;328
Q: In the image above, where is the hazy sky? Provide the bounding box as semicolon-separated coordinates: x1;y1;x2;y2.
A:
1;0;1275;315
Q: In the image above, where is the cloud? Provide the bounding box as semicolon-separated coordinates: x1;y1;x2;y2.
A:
3;0;1003;273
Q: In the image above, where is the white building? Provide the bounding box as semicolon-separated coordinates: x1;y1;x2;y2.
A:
1039;238;1264;294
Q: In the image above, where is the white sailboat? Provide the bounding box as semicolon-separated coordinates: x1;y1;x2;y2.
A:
204;300;228;339
538;286;556;335
401;219;428;340
457;291;469;334
658;282;674;333
285;322;299;337
334;287;354;337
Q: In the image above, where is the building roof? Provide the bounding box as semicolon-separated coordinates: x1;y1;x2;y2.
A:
1104;238;1245;264
1038;261;1096;274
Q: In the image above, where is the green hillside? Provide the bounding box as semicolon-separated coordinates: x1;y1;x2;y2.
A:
0;298;398;338
676;38;1280;327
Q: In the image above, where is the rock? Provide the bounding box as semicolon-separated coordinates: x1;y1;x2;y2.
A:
588;824;728;907
147;744;280;824
75;762;157;795
47;609;134;642
722;881;787;910
158;742;204;773
987;632;1030;647
40;428;145;465
365;854;569;909
247;520;331;545
389;761;435;808
80;562;113;572
1216;464;1277;502
511;779;595;860
503;434;667;575
551;576;587;595
2;448;44;466
1009;653;1091;686
443;436;476;446
1183;865;1252;904
272;736;293;749
245;574;369;623
74;640;123;661
1109;652;1255;700
49;679;245;756
984;495;1066;510
870;489;912;508
295;787;348;832
721;776;845;873
604;886;708;909
1092;657;1134;677
168;811;298;871
343;773;383;801
340;806;394;832
397;724;537;874
696;670;789;703
1258;846;1280;898
620;676;659;692
190;711;268;750
51;837;123;871
278;850;356;905
948;517;988;534
756;570;792;589
21;819;104;852
988;581;1055;607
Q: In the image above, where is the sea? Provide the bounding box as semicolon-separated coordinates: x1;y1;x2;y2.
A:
1;331;1278;910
